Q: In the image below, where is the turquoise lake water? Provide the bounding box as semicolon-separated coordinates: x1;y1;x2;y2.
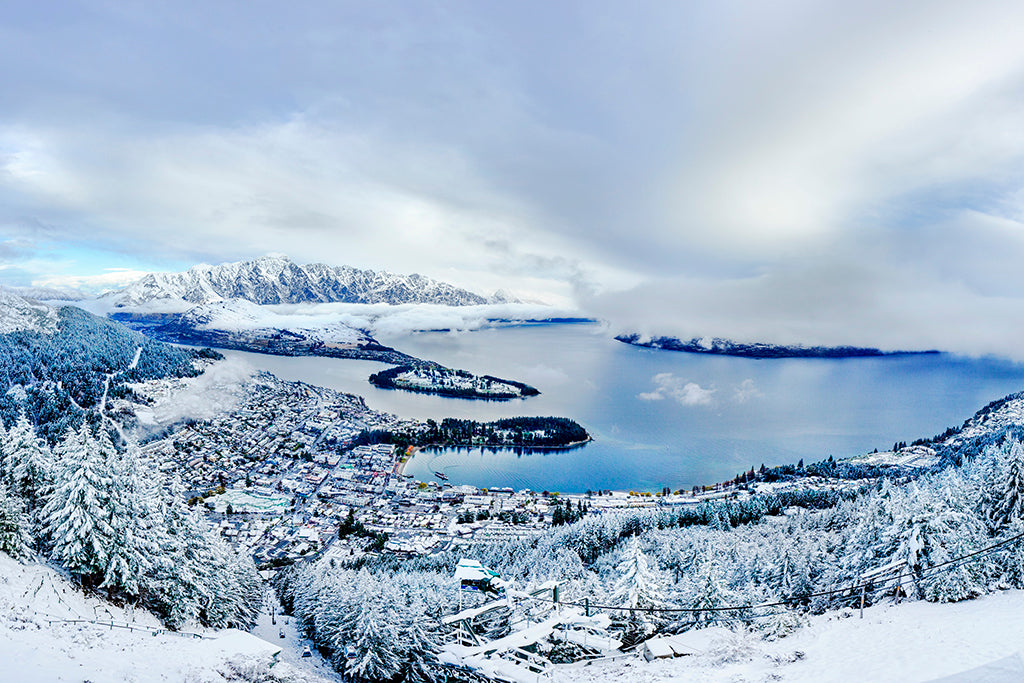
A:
223;323;1024;493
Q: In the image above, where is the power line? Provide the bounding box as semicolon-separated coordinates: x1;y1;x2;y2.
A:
519;528;1024;616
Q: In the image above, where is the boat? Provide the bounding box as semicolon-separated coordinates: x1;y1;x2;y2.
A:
433;471;449;481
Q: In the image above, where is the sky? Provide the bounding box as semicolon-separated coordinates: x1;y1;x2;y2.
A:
4;1;1024;355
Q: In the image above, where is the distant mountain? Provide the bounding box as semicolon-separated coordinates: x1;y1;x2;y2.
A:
103;255;498;307
1;285;86;302
109;297;424;365
615;334;939;359
0;289;59;334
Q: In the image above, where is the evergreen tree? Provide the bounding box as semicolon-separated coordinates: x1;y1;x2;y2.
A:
983;439;1024;533
609;536;666;644
0;417;8;478
682;555;743;628
401;592;441;682
144;490;215;629
0;485;32;559
102;441;155;597
346;573;402;681
885;480;988;602
4;412;53;533
42;425;115;584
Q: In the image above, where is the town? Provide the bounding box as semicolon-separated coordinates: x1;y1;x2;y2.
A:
124;369;872;569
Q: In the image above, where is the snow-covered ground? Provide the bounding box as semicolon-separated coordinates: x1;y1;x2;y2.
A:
0;553;331;682
951;394;1024;445
0;289;58;334
847;445;939;469
556;591;1024;683
251;588;338;680
393;367;527;396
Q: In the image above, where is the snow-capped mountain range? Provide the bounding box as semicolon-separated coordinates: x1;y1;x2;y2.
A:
103;255;504;308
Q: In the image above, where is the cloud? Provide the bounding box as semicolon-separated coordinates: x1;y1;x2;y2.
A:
0;238;36;261
581;204;1024;360
5;2;1024;358
733;379;761;404
144;356;254;426
638;373;716;406
90;295;585;340
33;268;152;294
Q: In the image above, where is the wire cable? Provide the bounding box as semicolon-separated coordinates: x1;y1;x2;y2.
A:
517;528;1024;615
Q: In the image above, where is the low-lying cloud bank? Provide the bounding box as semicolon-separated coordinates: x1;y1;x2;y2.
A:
582;260;1024;361
140;356;254;427
261;301;585;339
77;295;587;341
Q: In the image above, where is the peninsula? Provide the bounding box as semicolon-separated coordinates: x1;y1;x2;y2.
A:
358;416;590;450
615;334;940;359
368;365;540;400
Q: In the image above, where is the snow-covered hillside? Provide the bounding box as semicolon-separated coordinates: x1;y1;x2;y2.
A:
0;552;329;682
556;590;1024;682
103;255;497;307
948;392;1024;446
180;298;374;346
0;289;58;334
2;285;85;302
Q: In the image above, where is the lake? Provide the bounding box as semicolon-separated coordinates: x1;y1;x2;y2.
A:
220;323;1024;493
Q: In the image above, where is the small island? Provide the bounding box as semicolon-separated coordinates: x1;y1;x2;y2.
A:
357;416;591;451
615;334;940;359
368;365;540;400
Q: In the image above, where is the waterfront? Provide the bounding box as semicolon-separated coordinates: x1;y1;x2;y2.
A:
220;323;1024;493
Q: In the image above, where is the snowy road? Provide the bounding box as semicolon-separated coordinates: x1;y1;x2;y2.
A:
252;588;339;680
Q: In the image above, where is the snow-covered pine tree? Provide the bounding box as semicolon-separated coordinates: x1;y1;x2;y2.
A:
397;584;442;682
41;424;115;585
750;588;808;641
203;541;263;630
311;571;356;668
0;417;8;474
774;539;815;604
994;517;1024;588
1;412;31;482
3;413;53;538
884;479;989;603
346;572;403;681
145;500;216;629
140;463;262;631
611;536;667;610
102;440;156;597
609;535;667;644
0;485;32;558
679;555;741;629
983;439;1024;533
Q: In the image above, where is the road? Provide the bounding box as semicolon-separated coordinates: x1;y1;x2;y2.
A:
251;587;338;680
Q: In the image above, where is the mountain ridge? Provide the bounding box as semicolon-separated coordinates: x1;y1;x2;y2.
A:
103;255;504;307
